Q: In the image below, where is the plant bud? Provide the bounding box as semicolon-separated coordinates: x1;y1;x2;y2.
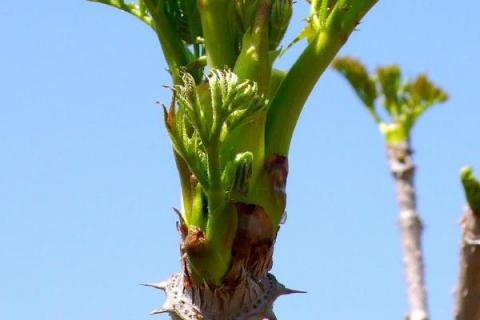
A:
269;0;292;50
234;0;260;33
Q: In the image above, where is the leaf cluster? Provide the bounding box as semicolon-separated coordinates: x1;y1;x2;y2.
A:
231;0;293;49
333;57;448;144
164;69;266;195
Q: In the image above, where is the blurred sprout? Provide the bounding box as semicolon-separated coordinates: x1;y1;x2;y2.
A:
333;56;448;145
376;65;401;116
332;57;377;117
461;167;480;214
407;74;448;108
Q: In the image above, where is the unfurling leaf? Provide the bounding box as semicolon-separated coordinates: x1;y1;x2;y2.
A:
376;65;401;116
406;74;448;109
165;69;266;193
334;57;447;144
332;57;377;111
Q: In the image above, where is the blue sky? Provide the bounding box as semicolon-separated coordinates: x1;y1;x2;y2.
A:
1;1;479;319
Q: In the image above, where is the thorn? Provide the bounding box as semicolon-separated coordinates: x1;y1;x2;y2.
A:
276;286;306;296
150;301;174;315
150;307;169;315
141;281;168;291
173;207;185;223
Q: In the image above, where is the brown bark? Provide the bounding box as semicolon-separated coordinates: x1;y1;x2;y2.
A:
453;206;480;320
387;142;429;320
144;205;293;320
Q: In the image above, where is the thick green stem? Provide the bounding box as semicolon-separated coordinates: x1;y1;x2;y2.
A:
173;152;193;218
222;0;272;202
144;0;193;83
198;0;237;68
143;0;197;227
234;0;272;93
265;0;378;156
207;142;223;210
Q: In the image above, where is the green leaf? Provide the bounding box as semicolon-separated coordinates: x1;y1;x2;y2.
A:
332;57;379;121
376;65;401;118
163;98;210;189
405;74;448;114
165;69;266;193
399;75;448;133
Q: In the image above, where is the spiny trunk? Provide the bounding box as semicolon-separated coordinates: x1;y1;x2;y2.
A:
144;205;290;320
453;206;480;320
144;272;298;320
387;142;429;320
144;156;302;319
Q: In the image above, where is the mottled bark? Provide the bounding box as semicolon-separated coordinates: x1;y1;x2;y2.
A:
453;206;480;320
387;142;429;320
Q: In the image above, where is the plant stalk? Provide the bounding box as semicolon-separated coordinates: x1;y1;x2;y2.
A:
143;0;193;83
198;0;237;68
265;0;378;156
387;141;429;320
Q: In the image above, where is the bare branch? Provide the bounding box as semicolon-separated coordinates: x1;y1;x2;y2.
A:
387;142;429;320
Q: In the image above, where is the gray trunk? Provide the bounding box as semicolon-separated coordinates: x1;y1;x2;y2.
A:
387;142;429;320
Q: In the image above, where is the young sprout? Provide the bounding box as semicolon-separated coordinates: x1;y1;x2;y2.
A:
333;57;448;144
334;57;448;320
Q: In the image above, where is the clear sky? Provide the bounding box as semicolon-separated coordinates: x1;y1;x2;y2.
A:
1;1;479;319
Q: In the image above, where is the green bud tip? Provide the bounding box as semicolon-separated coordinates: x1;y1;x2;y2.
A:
461;166;480;214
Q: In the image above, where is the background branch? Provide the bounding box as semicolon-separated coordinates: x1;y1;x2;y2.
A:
454;167;480;320
387;142;429;320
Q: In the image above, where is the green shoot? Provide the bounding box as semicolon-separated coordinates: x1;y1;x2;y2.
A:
333;57;448;145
